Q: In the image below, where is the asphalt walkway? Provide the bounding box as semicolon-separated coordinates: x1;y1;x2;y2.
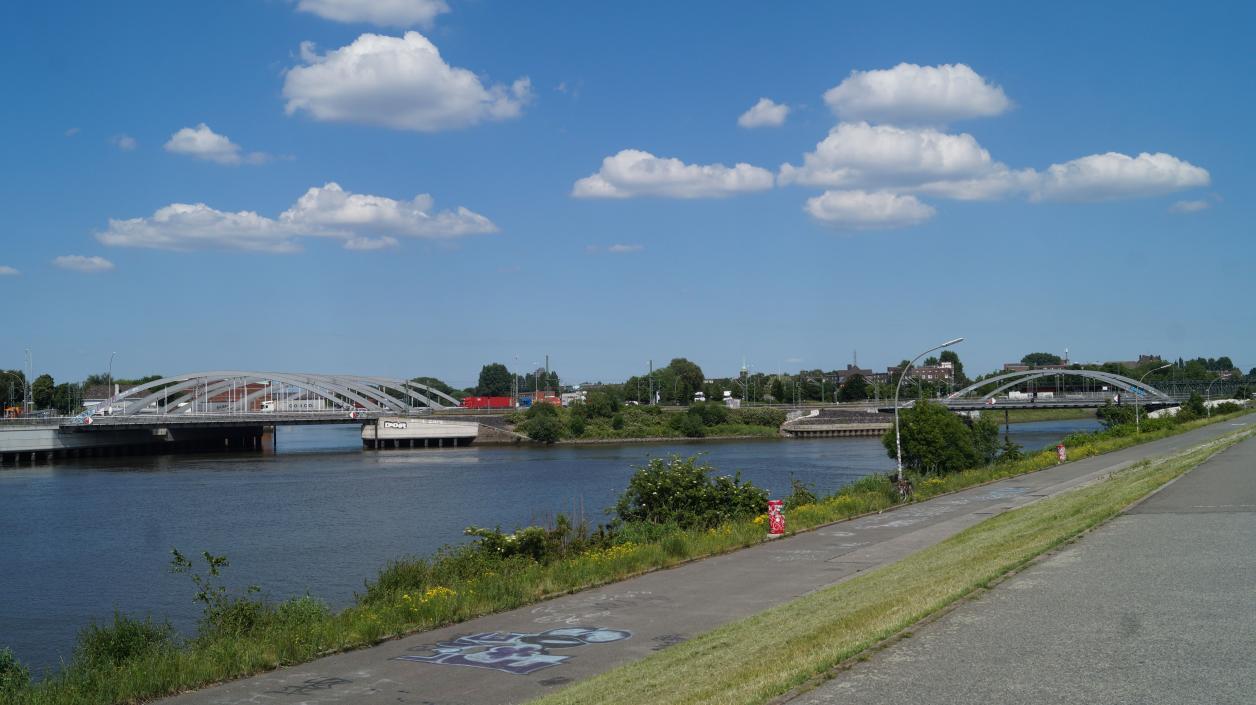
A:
164;416;1256;705
789;427;1256;705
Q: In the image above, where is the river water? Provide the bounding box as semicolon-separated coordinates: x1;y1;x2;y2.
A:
0;418;1098;674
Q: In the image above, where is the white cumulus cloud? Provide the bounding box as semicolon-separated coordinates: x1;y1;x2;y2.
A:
296;0;449;27
1169;199;1211;213
280;182;498;238
779;122;1000;190
0;265;19;276
53;255;114;272
804;190;936;230
96;183;497;253
738;98;790;128
98;204;303;253
824;63;1011;124
343;236;400;250
572;149;774;199
283;32;531;132
111;134;137;151
1034;152;1210;202
164;124;269;165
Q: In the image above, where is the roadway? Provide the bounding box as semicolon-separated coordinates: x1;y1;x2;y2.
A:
790;425;1256;705
158;415;1256;705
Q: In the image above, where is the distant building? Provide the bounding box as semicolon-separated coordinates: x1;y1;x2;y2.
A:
835;364;880;384
1104;354;1163;369
1002;362;1069;372
887;361;955;382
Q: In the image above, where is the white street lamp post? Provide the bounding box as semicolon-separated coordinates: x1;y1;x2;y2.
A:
1205;373;1227;418
1135;363;1173;433
895;337;964;482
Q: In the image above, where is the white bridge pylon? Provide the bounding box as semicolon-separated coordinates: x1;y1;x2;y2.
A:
946;369;1175;403
101;372;461;416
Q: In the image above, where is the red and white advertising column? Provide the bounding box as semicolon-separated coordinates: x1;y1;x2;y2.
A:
767;499;786;536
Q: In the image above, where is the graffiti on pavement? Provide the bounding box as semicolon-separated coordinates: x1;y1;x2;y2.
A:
394;627;631;676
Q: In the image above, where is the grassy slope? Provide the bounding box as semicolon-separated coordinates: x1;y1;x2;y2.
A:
530;426;1254;705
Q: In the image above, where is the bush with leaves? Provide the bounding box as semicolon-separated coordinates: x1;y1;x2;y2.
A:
881;401;987;474
998;437;1023;463
464;515;591;563
1096;401;1136;429
0;648;30;695
689;401;729;427
784;477;817;509
673;411;706;437
1213;401;1242;415
733;407;786;427
611;413;625;430
615;455;768;529
170;549;266;637
1183;391;1207;418
74;612;174;670
520;402;564;444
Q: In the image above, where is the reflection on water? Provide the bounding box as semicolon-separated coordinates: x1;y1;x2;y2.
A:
0;417;1098;673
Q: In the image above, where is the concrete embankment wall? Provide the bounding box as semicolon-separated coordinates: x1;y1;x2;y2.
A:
781;409;892;438
361;417;524;448
0;423;270;464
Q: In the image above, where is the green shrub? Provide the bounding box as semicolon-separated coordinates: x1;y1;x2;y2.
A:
734;407;786;427
568;413;586;437
1213;402;1242;415
170;549;267;637
1096;401;1135;429
674;411;706;438
881;401;986;474
611;413;625;430
614;455;768;529
1184;391;1207;417
690;402;729;427
0;648;30;694
273;595;330;627
465;515;592;563
784;477;817;509
74;612;173;669
521;402;564;443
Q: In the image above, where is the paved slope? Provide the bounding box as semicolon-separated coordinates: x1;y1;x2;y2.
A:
791;429;1256;705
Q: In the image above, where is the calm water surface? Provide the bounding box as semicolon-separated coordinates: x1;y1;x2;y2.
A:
0;418;1097;673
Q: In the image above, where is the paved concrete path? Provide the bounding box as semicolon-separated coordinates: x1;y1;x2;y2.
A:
164;417;1256;705
790;427;1256;705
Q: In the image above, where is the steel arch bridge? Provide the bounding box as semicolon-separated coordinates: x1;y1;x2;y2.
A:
95;371;461;417
944;368;1175;408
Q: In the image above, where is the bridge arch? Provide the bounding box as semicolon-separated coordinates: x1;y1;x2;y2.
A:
98;371;460;416
946;369;1174;403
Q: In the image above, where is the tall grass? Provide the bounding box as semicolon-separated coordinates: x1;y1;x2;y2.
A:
4;409;1249;705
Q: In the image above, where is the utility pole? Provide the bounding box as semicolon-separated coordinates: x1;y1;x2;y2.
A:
24;349;33;414
648;359;653;405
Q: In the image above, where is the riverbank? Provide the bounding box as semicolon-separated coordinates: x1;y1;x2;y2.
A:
2;410;1247;704
985;407;1096;424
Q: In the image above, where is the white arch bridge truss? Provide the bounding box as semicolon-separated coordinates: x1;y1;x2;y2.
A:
93;371;461;418
946;369;1175;404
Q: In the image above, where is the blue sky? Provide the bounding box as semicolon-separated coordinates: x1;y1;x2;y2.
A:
2;1;1252;388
